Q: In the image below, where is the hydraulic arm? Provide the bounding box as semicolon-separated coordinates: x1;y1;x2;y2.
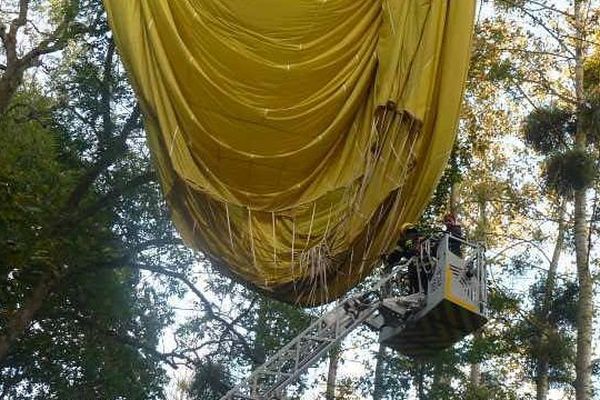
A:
220;234;488;400
220;261;420;400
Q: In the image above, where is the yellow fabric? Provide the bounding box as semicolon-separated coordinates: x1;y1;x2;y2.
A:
104;0;475;305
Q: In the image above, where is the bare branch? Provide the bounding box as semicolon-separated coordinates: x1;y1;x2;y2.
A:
100;40;116;143
497;47;574;60
519;8;577;59
131;263;265;365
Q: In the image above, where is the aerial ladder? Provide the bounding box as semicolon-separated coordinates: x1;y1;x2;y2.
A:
220;234;488;400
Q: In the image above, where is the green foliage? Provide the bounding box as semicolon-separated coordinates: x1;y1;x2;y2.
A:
0;93;169;398
523;106;575;154
486;58;520;84
0;1;196;397
189;361;232;400
508;276;578;389
470;18;523;86
521;103;598;197
252;296;312;360
584;53;600;93
493;0;528;12
358;348;413;400
424;141;470;221
462;383;525;400
545;149;596;197
185;284;311;400
581;94;600;145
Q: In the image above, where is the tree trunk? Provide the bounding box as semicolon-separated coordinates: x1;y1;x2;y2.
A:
415;362;425;400
469;339;481;387
574;188;593;400
325;345;340;400
470;195;487;388
573;2;593;399
372;344;386;400
0;68;25;116
536;203;565;400
536;358;549;400
0;272;57;362
0;6;29;118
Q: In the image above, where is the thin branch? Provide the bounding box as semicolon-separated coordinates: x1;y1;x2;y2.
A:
521;0;574;19
100;40;116;143
75;316;196;369
488;238;553;265
131;263;264;365
133;237;185;253
510;78;541;110
230;297;258;326
497;47;574;60
520;8;577;59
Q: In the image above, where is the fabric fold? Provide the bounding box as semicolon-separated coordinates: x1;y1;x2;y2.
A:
104;0;475;305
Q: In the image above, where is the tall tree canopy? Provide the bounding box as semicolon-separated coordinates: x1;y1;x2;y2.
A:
1;1;600;399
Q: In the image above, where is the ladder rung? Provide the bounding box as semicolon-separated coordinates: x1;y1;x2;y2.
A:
257;370;293;377
304;335;335;342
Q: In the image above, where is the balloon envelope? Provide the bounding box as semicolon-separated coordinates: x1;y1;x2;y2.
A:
104;0;476;305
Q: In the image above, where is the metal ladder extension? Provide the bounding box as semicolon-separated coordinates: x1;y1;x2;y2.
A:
220;261;418;400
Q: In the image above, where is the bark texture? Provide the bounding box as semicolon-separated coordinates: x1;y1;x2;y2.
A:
325;345;340;400
536;204;565;400
470;196;487;388
0;0;80;116
372;344;386;400
574;189;593;400
573;2;593;399
0;272;58;362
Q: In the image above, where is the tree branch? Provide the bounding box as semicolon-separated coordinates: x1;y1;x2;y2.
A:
2;0;29;66
71;170;155;224
63;105;141;210
519;8;577;59
0;269;60;363
0;0;84;116
74;316;196;369
130;263;264;365
520;0;574;19
100;40;116;143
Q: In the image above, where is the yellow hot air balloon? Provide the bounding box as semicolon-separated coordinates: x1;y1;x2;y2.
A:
104;0;475;306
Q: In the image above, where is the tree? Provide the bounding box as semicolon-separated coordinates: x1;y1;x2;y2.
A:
182;282;311;399
0;0;98;116
0;90;171;398
461;2;600;399
0;1;201;397
492;2;599;398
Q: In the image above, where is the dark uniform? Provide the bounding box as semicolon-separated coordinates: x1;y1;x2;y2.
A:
443;214;463;257
385;228;424;294
386;229;419;265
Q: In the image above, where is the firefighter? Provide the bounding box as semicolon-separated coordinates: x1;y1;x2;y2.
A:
385;224;425;295
443;213;463;257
